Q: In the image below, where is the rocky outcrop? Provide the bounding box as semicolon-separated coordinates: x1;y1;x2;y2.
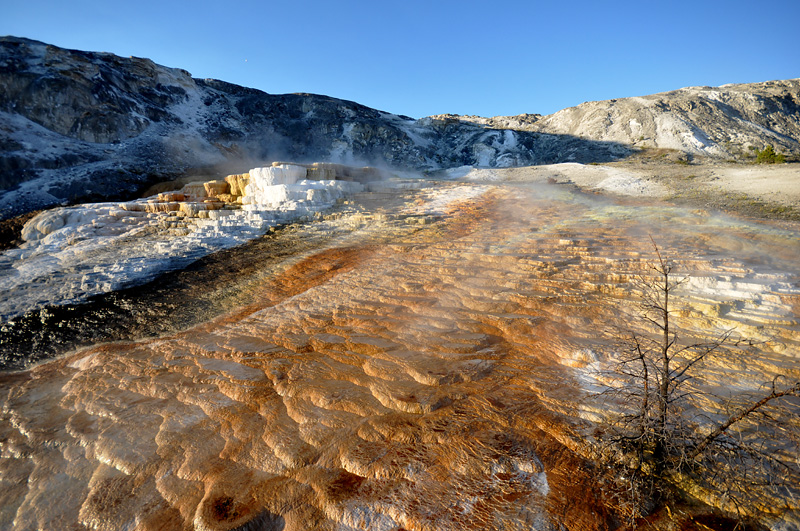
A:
429;82;800;161
0;162;375;322
530;80;800;158
0;37;628;219
428;112;543;131
0;37;192;143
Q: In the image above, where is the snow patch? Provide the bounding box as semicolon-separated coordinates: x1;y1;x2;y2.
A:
473;143;496;167
503;129;518;148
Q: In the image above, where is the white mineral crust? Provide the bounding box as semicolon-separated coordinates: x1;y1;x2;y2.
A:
0;165;365;321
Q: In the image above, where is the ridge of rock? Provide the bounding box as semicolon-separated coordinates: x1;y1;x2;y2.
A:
0;36;627;219
422;81;800;161
2;36;800;219
532;80;800;157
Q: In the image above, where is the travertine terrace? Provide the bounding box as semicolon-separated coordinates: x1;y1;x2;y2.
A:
2;180;799;530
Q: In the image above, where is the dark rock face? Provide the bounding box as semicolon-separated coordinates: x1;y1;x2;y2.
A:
0;37;629;219
0;37;190;143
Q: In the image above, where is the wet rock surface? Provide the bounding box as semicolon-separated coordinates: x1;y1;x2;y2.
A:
0;184;425;370
1;182;798;530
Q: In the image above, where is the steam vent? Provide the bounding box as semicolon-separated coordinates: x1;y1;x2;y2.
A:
1;160;799;530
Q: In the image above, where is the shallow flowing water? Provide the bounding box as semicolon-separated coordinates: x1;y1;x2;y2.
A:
1;181;798;530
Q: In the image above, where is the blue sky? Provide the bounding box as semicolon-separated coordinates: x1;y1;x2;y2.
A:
2;0;798;118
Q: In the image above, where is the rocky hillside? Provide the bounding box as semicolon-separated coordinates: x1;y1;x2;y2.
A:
2;36;799;219
0;37;628;219
540;80;800;158
476;80;800;159
435;79;800;160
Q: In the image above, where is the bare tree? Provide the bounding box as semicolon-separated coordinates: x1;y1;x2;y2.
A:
598;239;800;526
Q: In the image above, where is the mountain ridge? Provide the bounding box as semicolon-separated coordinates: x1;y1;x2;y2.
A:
1;35;799;219
433;78;800;158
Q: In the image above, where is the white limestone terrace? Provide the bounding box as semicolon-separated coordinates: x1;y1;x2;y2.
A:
0;163;373;321
451;163;668;197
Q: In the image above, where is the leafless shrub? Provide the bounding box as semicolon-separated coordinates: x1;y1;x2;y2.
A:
596;238;800;527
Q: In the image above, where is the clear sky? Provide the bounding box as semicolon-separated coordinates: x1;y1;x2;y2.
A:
2;0;798;118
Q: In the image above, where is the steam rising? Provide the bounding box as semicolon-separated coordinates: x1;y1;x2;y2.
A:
0;164;369;321
1;171;798;529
